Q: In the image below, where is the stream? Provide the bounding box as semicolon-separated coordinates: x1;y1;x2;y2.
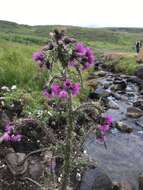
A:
81;70;143;190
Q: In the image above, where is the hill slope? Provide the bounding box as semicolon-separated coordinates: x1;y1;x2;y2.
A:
0;20;143;52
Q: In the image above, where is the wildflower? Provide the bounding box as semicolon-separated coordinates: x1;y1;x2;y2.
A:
85;48;95;65
10;134;22;142
74;43;95;70
75;43;86;56
64;80;72;89
82;63;90;70
0;132;11;142
32;51;44;67
105;116;112;125
71;83;80;96
59;90;68;99
98;124;110;132
51;83;61;95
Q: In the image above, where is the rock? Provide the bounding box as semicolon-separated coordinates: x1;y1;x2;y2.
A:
88;87;110;100
126;86;134;93
113;80;127;91
111;92;122;100
133;100;143;110
139;173;143;190
95;87;110;98
80;166;112;190
112;181;120;190
88;92;99;100
29;158;44;180
112;180;133;190
135;116;143;128
104;83;111;89
5;148;28;176
115;122;133;133
87;79;99;90
94;60;104;70
126;107;143;118
127;76;143;90
96;71;107;77
140;90;143;95
135;66;143;80
107;98;119;109
137;48;143;63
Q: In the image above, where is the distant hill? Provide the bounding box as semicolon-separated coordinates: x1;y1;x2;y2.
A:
0;20;143;52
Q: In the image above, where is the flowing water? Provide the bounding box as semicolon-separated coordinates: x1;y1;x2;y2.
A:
83;72;143;189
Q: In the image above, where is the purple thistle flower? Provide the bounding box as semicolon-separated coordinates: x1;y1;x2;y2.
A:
59;90;68;99
82;63;90;70
0;132;11;142
105;116;112;125
64;80;72;89
98;124;110;132
10;134;22;142
32;51;44;67
75;43;86;56
74;43;95;70
85;48;95;65
71;83;80;96
51;83;61;95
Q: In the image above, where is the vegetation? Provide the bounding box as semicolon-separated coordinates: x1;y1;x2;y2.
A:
0;20;143;189
0;20;142;105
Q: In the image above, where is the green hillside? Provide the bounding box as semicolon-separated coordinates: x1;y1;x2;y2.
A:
1;20;143;52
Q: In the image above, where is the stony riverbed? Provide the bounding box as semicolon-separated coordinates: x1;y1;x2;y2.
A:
81;66;143;190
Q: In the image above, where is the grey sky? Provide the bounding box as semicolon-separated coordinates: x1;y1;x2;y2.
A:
0;0;143;27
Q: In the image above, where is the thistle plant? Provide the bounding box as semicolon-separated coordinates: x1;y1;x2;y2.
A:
33;29;112;190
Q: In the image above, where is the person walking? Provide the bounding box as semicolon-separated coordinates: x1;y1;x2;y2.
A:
135;41;142;53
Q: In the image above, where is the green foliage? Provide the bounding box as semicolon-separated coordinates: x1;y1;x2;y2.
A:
114;56;138;74
106;55;139;75
0;41;49;90
3;88;54;124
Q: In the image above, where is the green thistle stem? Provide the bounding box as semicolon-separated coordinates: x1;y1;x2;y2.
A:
61;93;73;190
